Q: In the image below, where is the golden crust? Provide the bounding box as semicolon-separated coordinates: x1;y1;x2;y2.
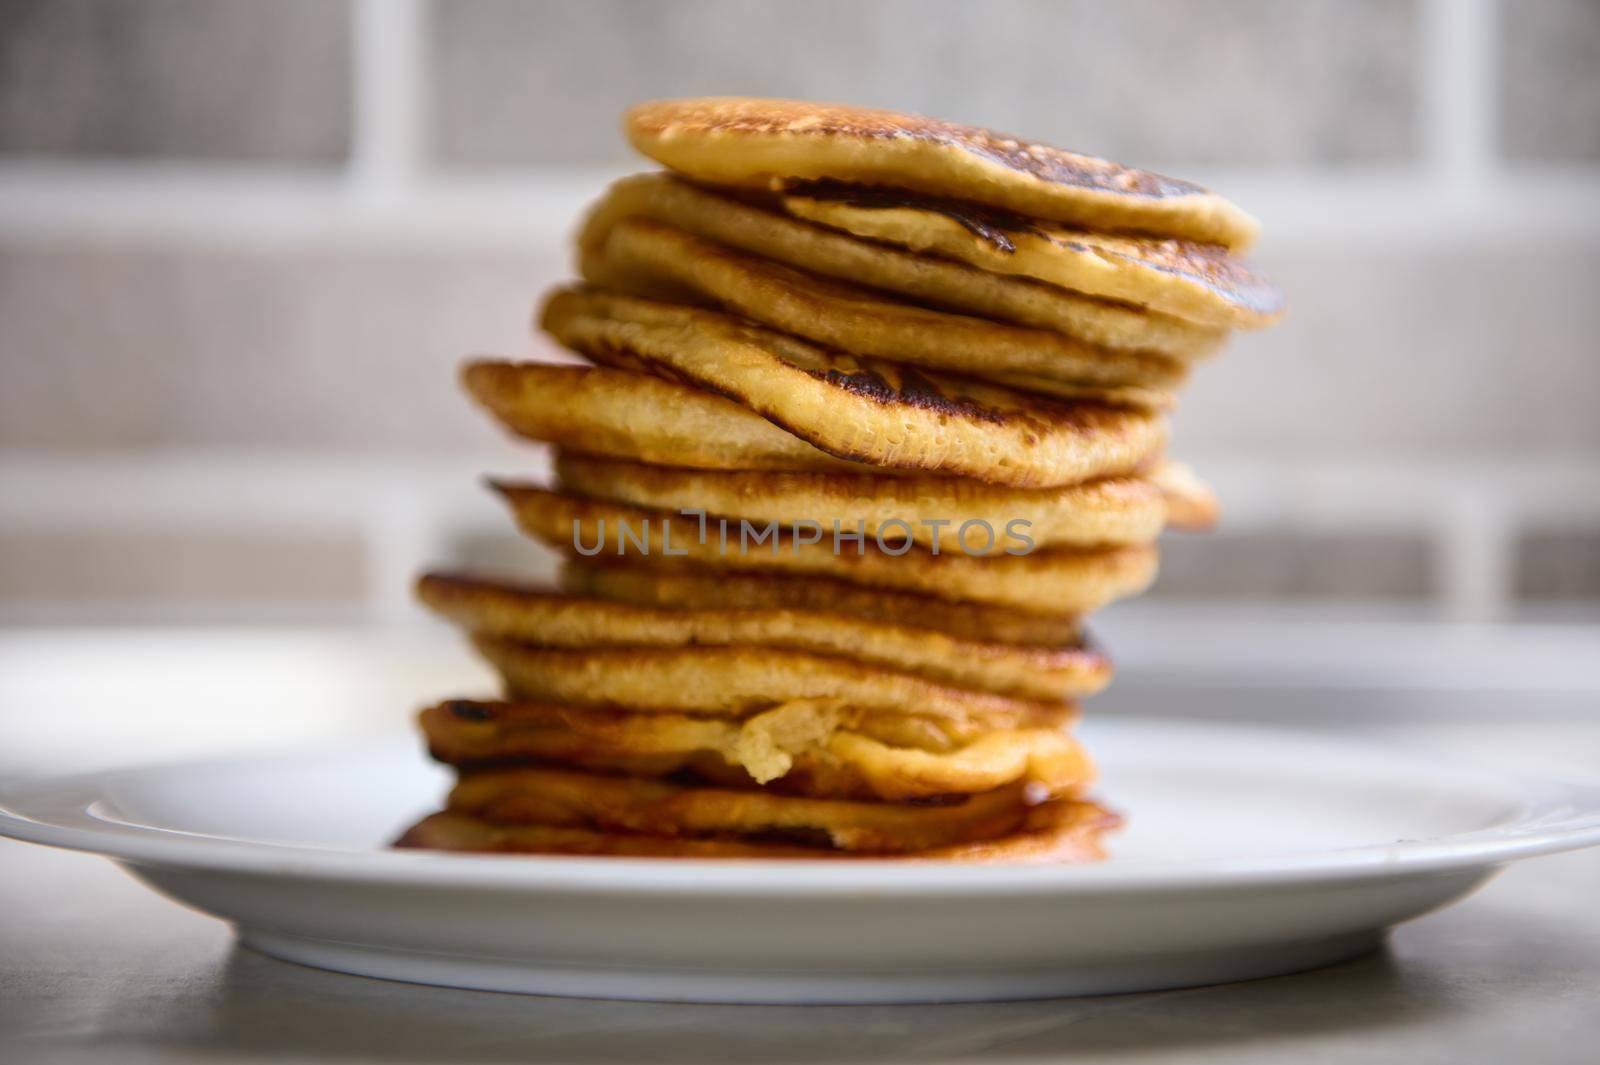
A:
394;799;1118;862
556;451;1213;550
417;573;1110;701
417;698;1095;801
625;97;1259;249
779;186;1284;329
446;766;1048;852
495;486;1160;614
1145;460;1221;531
577;173;1226;357
460;360;858;473
562;564;1083;648
472;636;1075;727
538;287;1171;488
581;217;1186;404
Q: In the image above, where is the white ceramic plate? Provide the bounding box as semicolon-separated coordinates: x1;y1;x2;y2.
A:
2;719;1598;1004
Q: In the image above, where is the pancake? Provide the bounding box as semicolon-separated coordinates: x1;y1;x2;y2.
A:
539;288;1171;488
577;174;1226;357
495;486;1160;614
418;698;1095;801
394;799;1118;862
472;637;1075;727
447;766;1043;852
562;565;1083;648
778;184;1285;329
625;97;1259;248
1146;461;1221;530
417;573;1110;700
461;361;858;473
461;686;1055;755
556;451;1214;550
581;217;1186;406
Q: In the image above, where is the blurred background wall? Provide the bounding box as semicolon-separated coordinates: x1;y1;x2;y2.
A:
1;0;1597;626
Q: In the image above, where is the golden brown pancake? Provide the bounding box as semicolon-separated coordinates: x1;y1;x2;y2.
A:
778;184;1284;329
555;451;1213;550
417;573;1110;700
626;97;1259;248
1144;461;1221;530
562;564;1083;648
460;361;861;473
418;698;1095;801
581;217;1186;406
578;174;1227;357
394;799;1118;862
447;766;1047;852
495;486;1160;614
472;637;1075;728
539;288;1171;488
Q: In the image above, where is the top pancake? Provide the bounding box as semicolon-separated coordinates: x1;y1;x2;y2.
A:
626;98;1260;249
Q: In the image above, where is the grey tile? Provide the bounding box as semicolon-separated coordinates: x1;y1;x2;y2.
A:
1503;0;1600;161
0;0;351;162
0;528;367;603
1516;529;1600;599
0;237;566;450
1151;531;1436;599
442;531;562;586
430;0;1419;169
1174;237;1600;455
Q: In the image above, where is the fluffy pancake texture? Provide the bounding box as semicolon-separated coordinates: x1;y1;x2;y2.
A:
394;800;1118;862
446;766;1056;852
561;565;1084;648
578;173;1226;356
418;698;1095;801
778;184;1285;329
495;486;1160;614
1145;461;1221;530
626;97;1259;248
472;636;1076;729
539;287;1171;488
417;573;1110;700
581;216;1186;406
461;360;859;473
556;451;1211;550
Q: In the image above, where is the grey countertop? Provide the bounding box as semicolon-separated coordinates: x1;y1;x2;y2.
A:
3;839;1597;1064
2;621;1598;1063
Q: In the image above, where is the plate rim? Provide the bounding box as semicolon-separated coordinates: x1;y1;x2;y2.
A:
3;719;1599;896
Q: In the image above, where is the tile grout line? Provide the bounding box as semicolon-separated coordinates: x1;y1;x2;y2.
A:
1434;493;1515;625
346;0;427;207
5;165;1600;245
1421;0;1502;204
1420;0;1508;617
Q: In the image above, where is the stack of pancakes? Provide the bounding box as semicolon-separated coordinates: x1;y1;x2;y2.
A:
396;98;1282;862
